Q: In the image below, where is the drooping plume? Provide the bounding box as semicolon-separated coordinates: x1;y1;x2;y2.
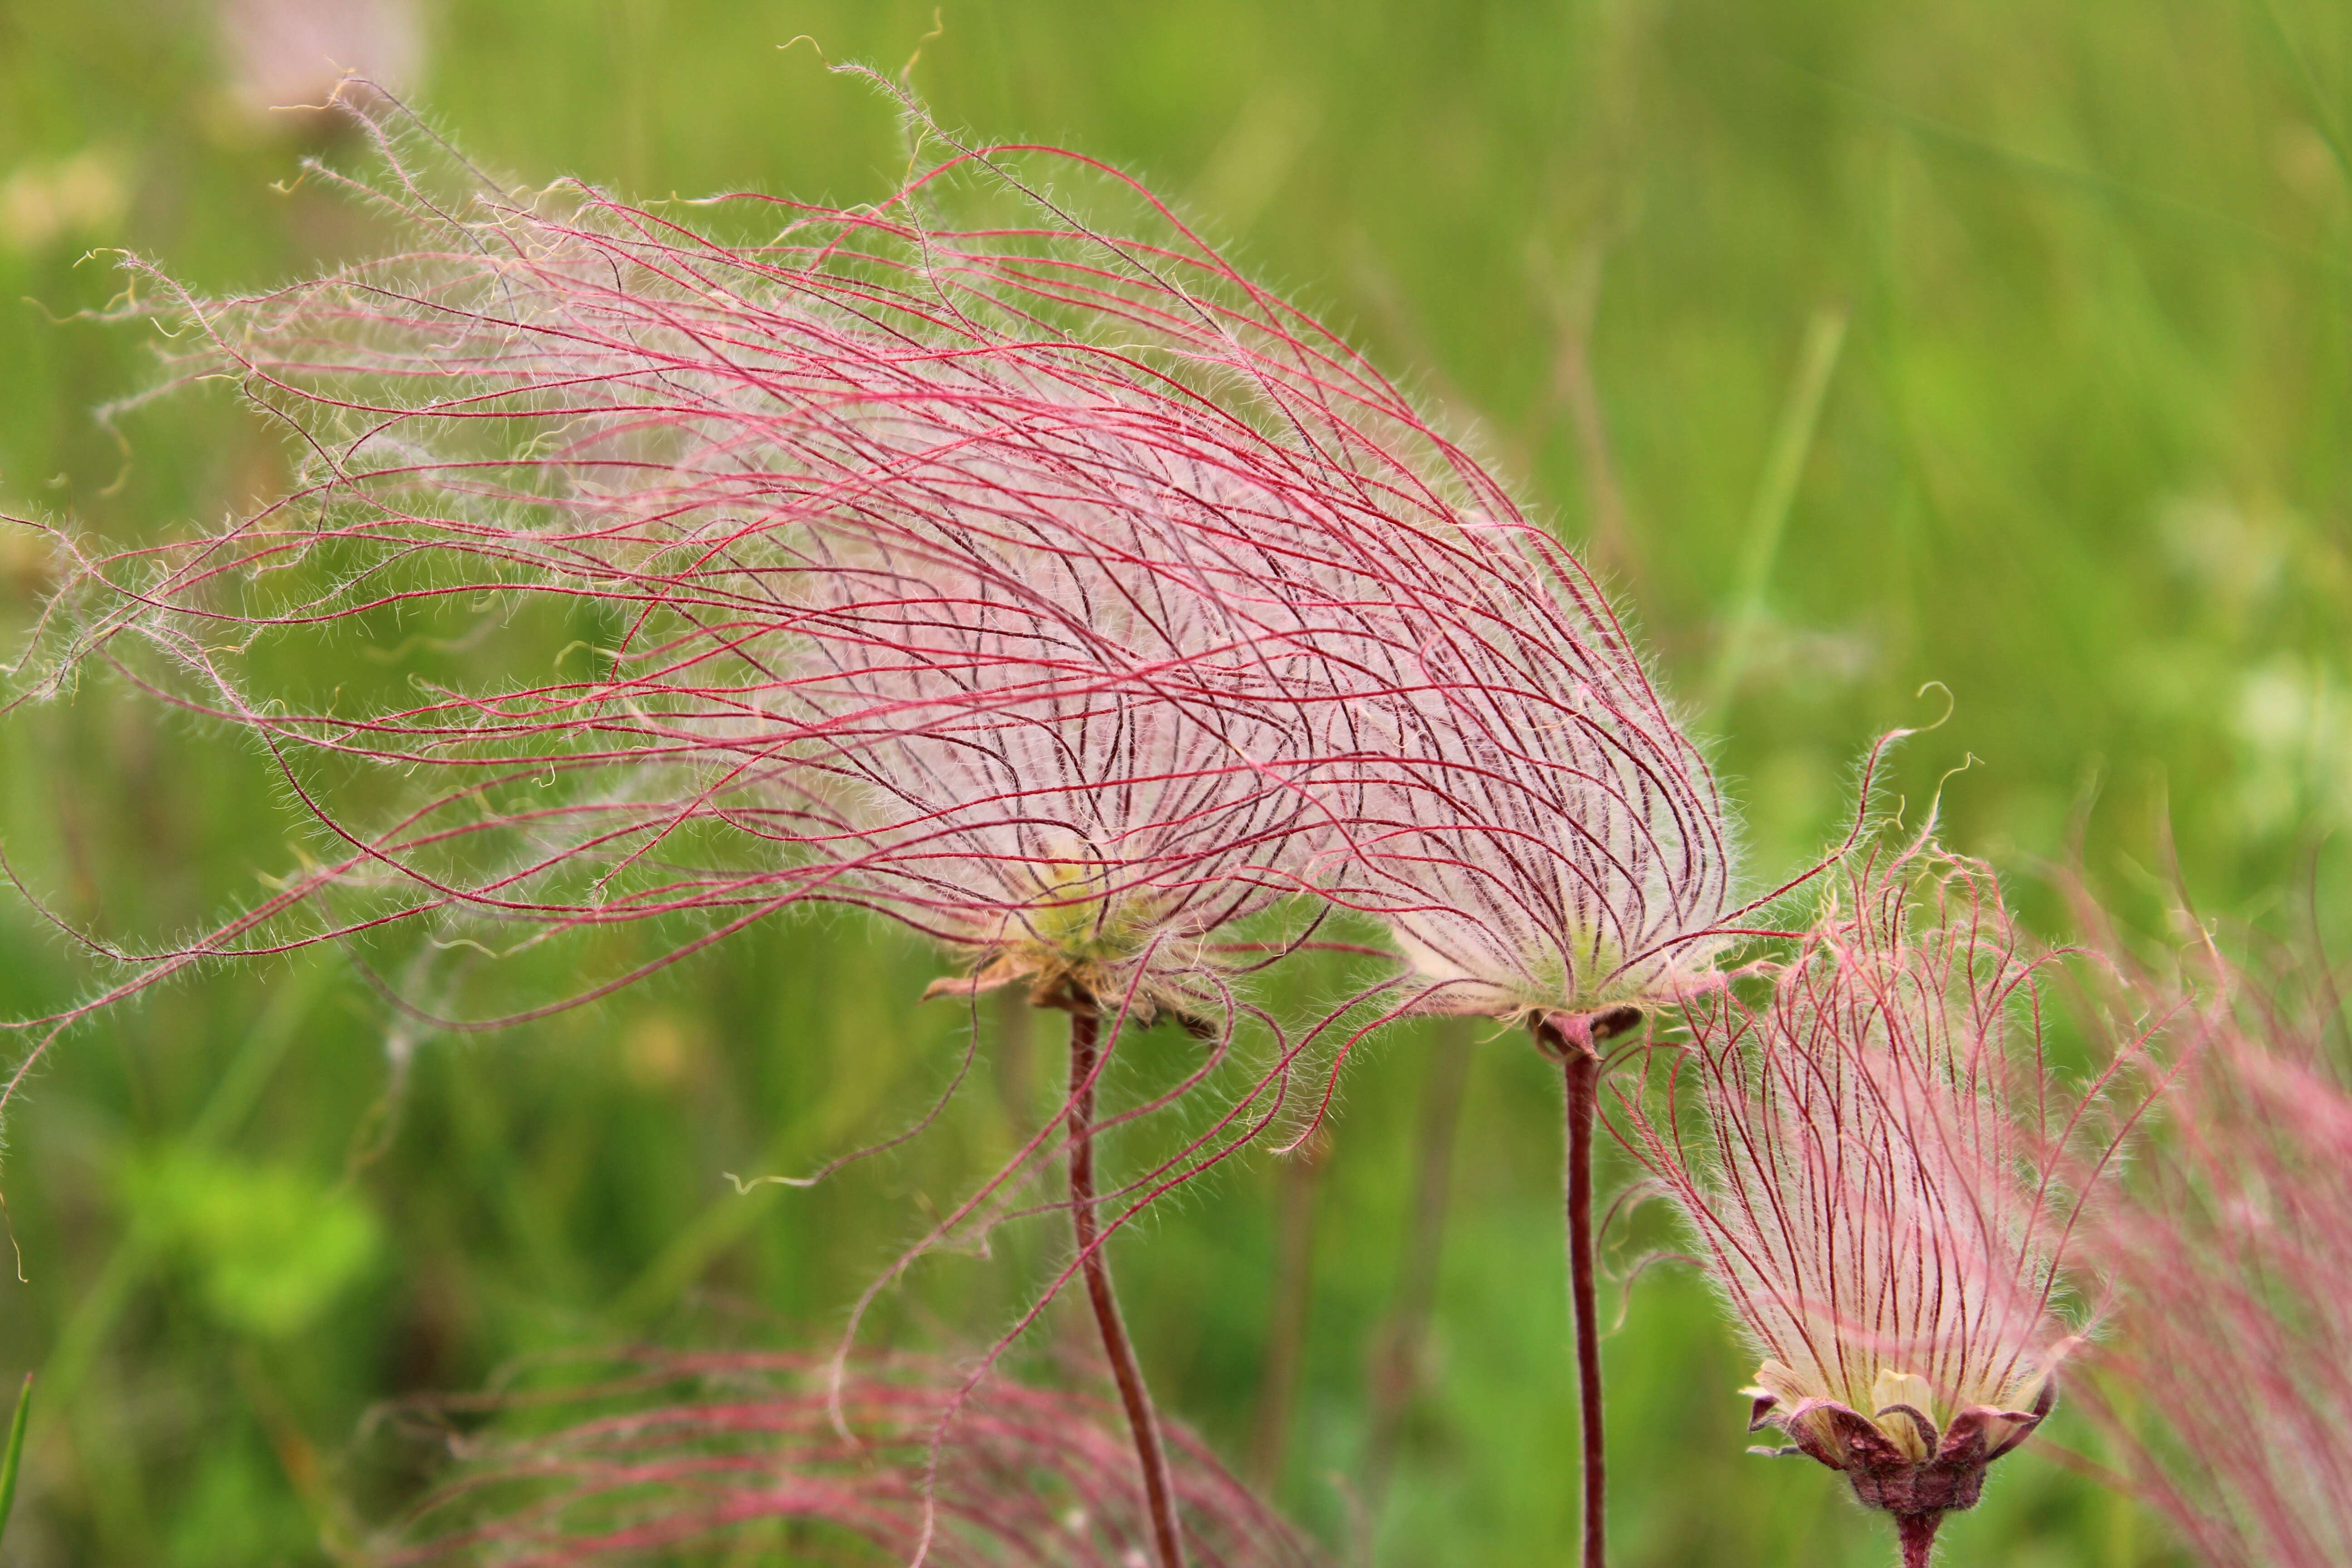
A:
1611;838;2149;1563
2085;948;2352;1568
10;78;1734;1059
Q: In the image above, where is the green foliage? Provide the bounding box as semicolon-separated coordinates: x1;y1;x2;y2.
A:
161;1440;319;1568
119;1147;381;1341
0;1374;29;1553
3;0;2344;1563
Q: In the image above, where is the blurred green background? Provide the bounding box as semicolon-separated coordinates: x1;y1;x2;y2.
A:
1;0;2347;1563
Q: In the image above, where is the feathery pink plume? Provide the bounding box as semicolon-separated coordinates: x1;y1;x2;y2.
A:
374;1352;1326;1568
1610;836;2156;1564
2081;945;2352;1568
11;78;1737;1054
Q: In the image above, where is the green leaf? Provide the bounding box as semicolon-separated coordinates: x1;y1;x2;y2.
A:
0;1372;30;1552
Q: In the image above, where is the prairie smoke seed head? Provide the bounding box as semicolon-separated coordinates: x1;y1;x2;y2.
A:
921;851;1180;1009
23;101;1354;1045
2081;943;2352;1568
1613;840;2141;1559
1331;564;1738;1027
1742;1354;2061;1518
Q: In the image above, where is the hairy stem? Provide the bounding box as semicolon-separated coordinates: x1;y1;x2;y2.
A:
1561;1044;1607;1568
1065;1004;1186;1568
1896;1511;1941;1568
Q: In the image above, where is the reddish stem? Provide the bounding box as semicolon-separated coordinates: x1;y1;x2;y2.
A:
1560;1042;1607;1568
1065;1003;1187;1568
1896;1512;1941;1567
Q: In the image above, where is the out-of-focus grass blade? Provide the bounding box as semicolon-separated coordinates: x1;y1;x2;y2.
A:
0;1372;31;1551
1705;306;1848;719
2258;0;2350;183
37;958;333;1419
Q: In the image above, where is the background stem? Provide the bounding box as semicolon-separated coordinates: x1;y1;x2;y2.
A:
1362;1019;1477;1526
1248;1132;1327;1490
